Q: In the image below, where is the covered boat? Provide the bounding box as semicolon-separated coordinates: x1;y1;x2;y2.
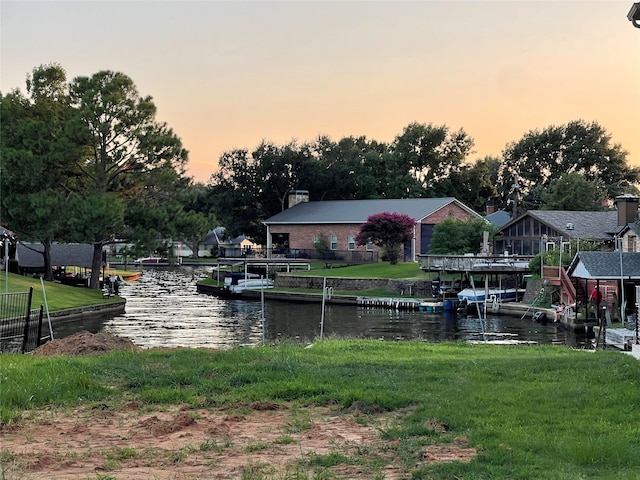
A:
457;287;525;304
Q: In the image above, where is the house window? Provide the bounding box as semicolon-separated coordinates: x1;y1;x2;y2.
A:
330;235;337;250
366;239;373;251
348;235;356;250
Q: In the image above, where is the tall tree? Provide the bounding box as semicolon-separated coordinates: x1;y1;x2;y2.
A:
499;120;639;211
389;122;474;197
68;70;189;288
541;172;607;211
210;141;318;243
0;64;80;280
430;156;501;212
311;135;388;200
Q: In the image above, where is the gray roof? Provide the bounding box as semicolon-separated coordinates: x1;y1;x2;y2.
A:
16;243;94;269
264;197;481;224
486;210;511;227
567;251;640;280
517;210;619;240
201;228;250;246
201;228;225;245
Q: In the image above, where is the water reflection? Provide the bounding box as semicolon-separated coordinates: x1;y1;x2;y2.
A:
63;267;584;349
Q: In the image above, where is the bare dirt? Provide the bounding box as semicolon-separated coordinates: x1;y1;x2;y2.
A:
1;332;476;479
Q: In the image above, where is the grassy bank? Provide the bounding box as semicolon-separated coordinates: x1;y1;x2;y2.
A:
0;272;122;313
2;341;640;479
290;262;428;280
201;262;434;297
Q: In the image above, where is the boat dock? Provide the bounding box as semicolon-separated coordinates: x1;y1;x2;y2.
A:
418;254;532;274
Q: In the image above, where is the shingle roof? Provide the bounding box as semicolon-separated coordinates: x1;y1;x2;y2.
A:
16;243;94;268
486;210;511;227
525;210;619;240
567;251;640;279
264;198;480;224
201;228;225;245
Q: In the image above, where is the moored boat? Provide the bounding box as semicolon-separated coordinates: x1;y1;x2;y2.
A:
418;301;444;313
225;277;274;294
120;271;142;282
457;287;525;304
133;257;168;265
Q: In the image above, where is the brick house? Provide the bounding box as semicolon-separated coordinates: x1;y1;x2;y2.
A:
263;192;483;262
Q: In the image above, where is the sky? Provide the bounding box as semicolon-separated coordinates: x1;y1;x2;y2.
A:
1;1;639;184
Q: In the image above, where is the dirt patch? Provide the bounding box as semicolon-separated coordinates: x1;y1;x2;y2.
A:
1;403;477;479
8;333;477;478
33;331;140;356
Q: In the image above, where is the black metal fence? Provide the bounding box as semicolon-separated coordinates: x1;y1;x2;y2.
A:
0;287;47;353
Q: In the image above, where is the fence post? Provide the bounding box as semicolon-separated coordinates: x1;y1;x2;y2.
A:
36;305;44;348
20;287;34;353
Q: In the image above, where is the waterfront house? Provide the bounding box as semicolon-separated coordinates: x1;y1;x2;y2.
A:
199;227;259;258
263;193;483;262
493;194;640;256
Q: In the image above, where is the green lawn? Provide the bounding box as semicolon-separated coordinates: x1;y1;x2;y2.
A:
0;272;121;313
289;262;428;279
2;341;639;479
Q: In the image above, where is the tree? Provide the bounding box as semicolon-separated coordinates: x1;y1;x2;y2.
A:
430;156;501;212
528;238;602;275
311;135;389;200
355;212;415;264
0;64;80;280
210;141;319;244
389;122;474;197
499;120;639;210
541;172;607;211
429;217;490;254
68;70;189;288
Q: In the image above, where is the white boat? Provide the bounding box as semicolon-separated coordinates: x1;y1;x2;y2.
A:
457;287;525;304
225;277;274;293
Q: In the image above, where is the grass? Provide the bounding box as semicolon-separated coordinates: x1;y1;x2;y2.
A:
200;262;439;296
0;272;121;313
2;340;640;478
284;262;428;280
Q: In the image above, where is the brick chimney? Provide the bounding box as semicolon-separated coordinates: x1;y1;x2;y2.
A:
486;202;495;215
614;194;640;226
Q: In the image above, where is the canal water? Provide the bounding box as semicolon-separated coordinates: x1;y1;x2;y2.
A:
55;266;586;349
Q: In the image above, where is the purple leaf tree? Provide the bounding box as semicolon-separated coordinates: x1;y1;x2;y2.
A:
356;212;415;264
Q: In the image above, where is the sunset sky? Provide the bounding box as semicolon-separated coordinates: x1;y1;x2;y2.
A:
2;1;639;184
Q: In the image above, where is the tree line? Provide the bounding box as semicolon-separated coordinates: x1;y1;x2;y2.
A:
2;64;638;285
208;121;639;244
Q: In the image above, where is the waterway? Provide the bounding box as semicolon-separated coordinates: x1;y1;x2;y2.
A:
55;266;587;349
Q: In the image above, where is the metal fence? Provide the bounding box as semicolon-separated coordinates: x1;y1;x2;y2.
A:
0;287;47;353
